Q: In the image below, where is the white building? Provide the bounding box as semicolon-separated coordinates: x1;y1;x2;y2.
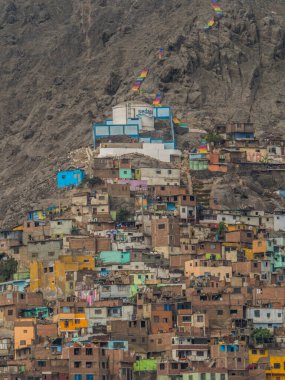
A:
138;167;180;186
98;142;181;163
274;213;285;231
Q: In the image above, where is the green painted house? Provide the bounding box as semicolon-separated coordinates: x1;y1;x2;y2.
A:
19;307;50;319
204;253;222;260
190;160;208;171
119;168;133;179
134;359;157;372
98;251;130;265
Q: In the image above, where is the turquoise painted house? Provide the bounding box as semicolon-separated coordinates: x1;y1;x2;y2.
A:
56;169;85;188
98;251;130;265
119;168;133;179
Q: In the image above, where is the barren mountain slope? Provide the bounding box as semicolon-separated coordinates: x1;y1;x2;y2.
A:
0;0;284;226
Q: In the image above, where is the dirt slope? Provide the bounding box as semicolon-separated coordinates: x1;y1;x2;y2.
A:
0;0;284;226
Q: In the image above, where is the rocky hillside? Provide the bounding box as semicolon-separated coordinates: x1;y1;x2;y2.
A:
0;0;285;226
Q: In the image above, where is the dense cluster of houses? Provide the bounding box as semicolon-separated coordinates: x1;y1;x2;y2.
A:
190;123;285;172
1;102;285;380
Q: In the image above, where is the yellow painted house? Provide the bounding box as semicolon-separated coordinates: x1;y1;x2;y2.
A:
30;255;95;296
249;348;285;380
57;312;88;335
222;242;253;260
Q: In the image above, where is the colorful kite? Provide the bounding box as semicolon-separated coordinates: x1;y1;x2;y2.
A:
204;0;223;31
159;47;164;60
153;93;162;106
132;68;149;92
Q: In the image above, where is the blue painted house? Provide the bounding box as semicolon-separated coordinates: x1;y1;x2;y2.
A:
56;169;85;189
92;101;176;148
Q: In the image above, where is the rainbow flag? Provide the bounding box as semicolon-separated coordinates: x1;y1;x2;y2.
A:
173;117;188;128
173;117;181;125
204;0;223;31
153;93;162;106
132;68;149;92
211;0;223;17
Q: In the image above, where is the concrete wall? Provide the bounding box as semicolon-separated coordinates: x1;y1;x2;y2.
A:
99;143;181;163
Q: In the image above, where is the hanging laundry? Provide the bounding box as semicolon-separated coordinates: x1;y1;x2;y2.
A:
132;68;149;92
159;47;164;60
153;92;162;106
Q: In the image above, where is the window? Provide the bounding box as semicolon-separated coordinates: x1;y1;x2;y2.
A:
37;361;46;367
86;376;94;380
217;310;223;315
154;316;160;323
8;309;13;316
201;374;206;380
197;351;204;356
77;307;84;313
95;309;102;315
210;374;215;380
267;313;271;319
197;315;204;322
160;363;165;370
254;310;260;318
86;362;92;368
86;348;93;355
74;362;81;368
158;224;165;229
221;375;226;380
182;316;192;322
23;330;27;334
75;319;80;324
49;267;54;273
156;170;161;174
278;313;282;318
252;349;257;354
171;363;179;369
274;363;281;369
20;340;26;346
74;348;81;355
158;338;162;344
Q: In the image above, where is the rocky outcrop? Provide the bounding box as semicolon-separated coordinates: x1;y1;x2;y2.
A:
0;0;284;226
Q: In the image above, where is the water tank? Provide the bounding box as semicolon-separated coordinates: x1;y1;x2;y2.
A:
112;101;154;131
